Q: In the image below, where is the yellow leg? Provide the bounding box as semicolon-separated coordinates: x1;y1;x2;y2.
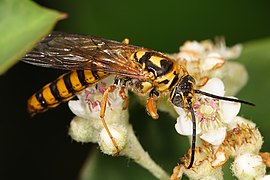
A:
119;87;129;110
146;96;159;119
146;89;159;119
100;85;120;156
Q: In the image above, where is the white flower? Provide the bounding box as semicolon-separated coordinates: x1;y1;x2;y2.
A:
174;78;241;146
258;175;270;180
223;116;263;158
68;76;129;154
231;153;266;180
178;41;225;72
168;38;243;88
178;38;242;61
68;76;170;179
175;146;225;179
69;76;125;122
200;127;227;146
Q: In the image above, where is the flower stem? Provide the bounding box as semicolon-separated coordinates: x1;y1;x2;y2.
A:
122;125;170;180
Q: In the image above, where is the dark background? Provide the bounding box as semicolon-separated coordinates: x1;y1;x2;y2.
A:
1;0;270;179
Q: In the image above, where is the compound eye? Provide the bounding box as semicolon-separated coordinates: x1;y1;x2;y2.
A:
171;93;184;107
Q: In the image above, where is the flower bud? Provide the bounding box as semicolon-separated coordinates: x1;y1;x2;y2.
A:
223;116;263;158
99;125;127;155
180;146;225;180
257;175;270;180
69;116;99;143
231;153;266;180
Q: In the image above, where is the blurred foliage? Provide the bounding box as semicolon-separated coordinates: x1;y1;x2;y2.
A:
1;0;270;179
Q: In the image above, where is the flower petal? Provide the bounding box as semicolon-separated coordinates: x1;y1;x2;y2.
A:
200;127;226;146
219;99;240;124
177;51;198;62
211;148;228;168
175;116;201;136
68;100;100;120
180;41;205;53
202;53;224;71
175;109;202;136
175;116;193;136
222;44;242;59
174;106;186;116
68;100;89;119
200;78;225;96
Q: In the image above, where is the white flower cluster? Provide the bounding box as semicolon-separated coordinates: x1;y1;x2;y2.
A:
170;39;268;180
68;76;128;155
175;78;240;146
169;38;247;95
68;76;169;179
66;38;268;180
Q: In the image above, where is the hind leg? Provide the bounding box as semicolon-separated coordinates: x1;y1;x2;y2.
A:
100;85;120;155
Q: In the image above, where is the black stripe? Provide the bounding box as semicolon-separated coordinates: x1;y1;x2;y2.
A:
159;79;169;85
139;52;154;64
49;81;62;101
77;70;87;86
134;52;139;61
91;70;99;80
35;90;47;107
63;73;74;94
157;59;173;76
139;52;174;77
169;74;179;89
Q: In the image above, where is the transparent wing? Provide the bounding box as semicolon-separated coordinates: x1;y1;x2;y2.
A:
22;32;150;79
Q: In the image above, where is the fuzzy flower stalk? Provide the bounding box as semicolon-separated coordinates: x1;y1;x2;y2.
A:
68;76;169;179
169;39;269;179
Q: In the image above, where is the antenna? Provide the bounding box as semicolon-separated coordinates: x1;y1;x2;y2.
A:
187;99;196;169
194;90;255;106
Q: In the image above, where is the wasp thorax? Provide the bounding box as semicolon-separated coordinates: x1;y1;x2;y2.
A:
170;75;196;108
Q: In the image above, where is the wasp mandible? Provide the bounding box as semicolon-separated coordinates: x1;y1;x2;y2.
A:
22;32;254;169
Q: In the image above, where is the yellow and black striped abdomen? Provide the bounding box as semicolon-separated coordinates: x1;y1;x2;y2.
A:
28;70;109;116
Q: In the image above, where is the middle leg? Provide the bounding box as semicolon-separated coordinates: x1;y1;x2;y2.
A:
146;88;160;119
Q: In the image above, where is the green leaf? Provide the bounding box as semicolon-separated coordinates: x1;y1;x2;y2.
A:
0;0;66;75
79;37;270;179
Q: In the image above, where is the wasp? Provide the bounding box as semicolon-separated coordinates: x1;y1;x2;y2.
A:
22;32;254;169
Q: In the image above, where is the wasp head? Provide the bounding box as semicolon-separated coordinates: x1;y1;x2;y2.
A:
170;75;196;109
170;75;197;169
